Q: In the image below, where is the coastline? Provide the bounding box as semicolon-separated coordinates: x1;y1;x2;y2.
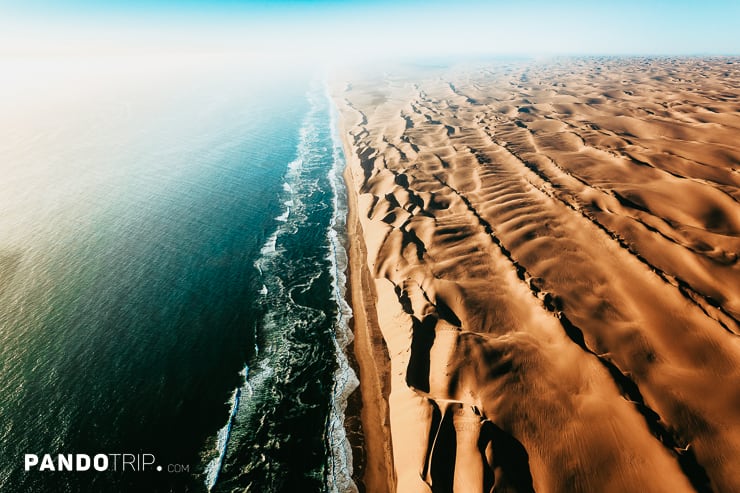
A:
326;87;360;493
335;99;397;493
201;82;363;492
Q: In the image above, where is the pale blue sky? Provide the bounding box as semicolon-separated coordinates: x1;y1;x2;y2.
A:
1;1;738;58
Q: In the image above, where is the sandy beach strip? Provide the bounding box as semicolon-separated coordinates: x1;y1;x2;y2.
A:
340;116;397;492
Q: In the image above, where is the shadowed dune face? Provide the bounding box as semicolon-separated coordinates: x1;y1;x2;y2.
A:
336;57;740;493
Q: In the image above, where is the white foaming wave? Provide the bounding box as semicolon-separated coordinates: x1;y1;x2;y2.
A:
204;102;310;493
203;81;349;493
255;97;322;294
204;366;248;492
324;81;360;493
289;127;319;174
251;356;275;390
288;267;325;306
275;207;290;222
259;230;279;257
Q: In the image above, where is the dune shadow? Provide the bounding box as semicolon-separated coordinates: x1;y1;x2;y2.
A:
481;421;536;493
406;315;437;393
430;404;457;493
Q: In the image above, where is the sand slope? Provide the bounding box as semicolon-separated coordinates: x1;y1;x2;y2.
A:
335;57;740;493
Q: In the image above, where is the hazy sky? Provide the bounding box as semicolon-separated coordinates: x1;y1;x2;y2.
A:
1;0;739;59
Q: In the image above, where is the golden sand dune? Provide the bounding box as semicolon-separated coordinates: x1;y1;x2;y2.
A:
335;57;740;493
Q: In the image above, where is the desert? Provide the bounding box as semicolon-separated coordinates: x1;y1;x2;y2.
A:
336;56;740;493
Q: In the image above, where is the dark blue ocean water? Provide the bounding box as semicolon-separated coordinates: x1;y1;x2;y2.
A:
0;57;355;492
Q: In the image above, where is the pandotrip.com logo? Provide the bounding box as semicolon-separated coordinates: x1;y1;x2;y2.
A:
24;453;190;474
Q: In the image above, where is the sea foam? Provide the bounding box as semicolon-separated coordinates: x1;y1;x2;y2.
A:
325;82;360;493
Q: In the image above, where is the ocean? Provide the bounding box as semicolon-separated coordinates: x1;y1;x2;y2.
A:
0;56;356;492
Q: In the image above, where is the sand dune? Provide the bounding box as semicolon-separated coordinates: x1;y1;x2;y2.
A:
335;57;740;493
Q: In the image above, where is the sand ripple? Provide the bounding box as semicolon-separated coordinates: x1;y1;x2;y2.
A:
337;57;740;493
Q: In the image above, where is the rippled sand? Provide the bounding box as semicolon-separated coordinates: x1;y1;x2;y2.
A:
336;56;740;493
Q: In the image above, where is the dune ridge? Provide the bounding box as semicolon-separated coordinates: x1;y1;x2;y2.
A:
335;57;740;493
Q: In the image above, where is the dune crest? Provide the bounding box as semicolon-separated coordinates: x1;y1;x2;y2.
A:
335;57;740;493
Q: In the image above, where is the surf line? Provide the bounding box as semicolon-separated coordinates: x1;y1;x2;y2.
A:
203;84;316;492
325;80;360;493
204;369;245;492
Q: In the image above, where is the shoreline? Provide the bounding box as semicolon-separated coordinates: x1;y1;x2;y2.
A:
325;86;360;493
335;101;397;493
